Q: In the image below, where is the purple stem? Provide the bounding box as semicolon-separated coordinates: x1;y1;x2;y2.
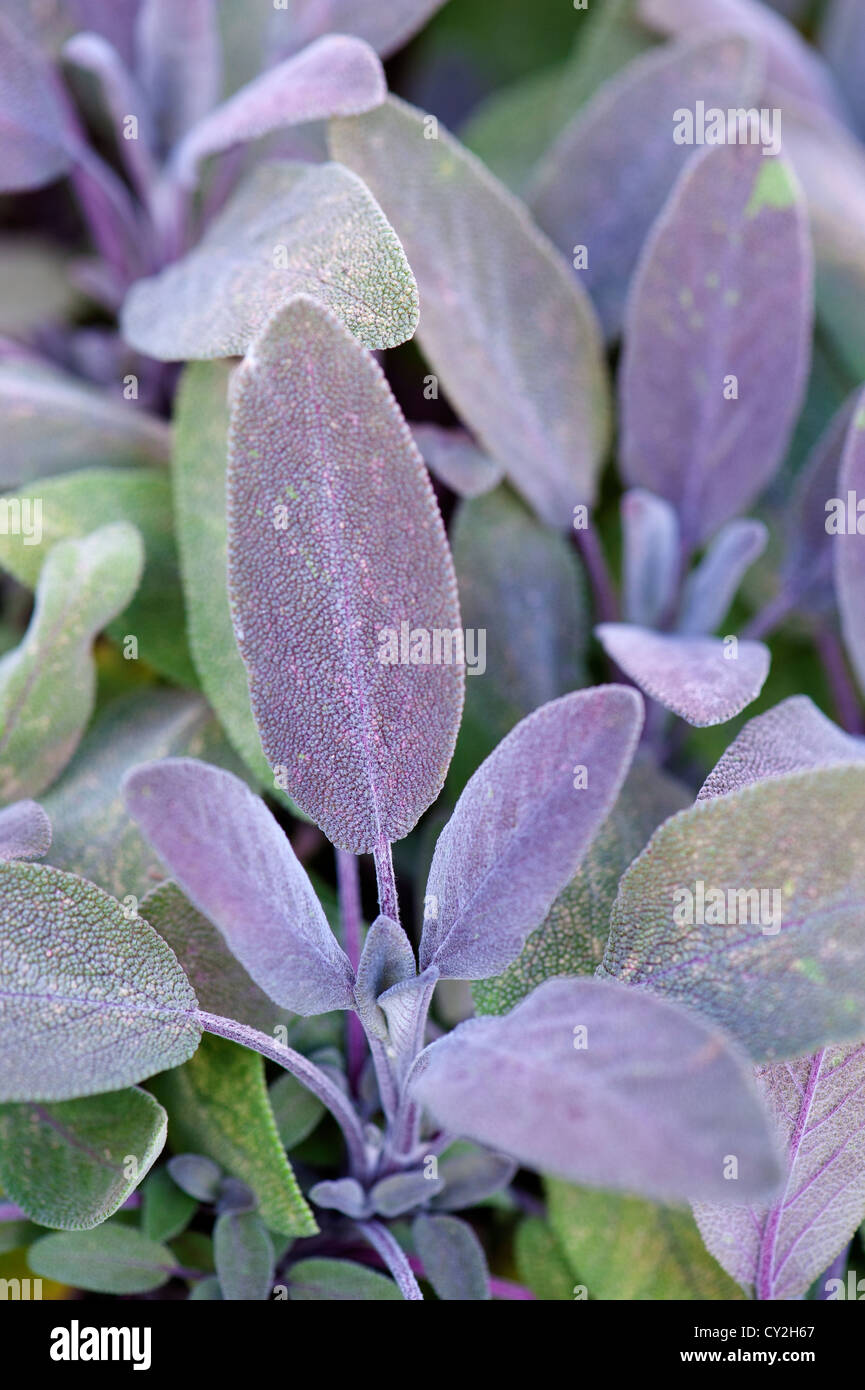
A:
197;1011;370;1179
814;627;862;733
336;848;367;1095
373;839;399;922
357;1221;424;1300
0;1202;26;1222
575;522;618;624
742;589;795;641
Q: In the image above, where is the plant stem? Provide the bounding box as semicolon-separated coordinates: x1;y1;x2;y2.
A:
373;838;399;921
197;1011;370;1179
357;1221;424;1300
336;848;367;1094
814;627;862;733
575;521;618;624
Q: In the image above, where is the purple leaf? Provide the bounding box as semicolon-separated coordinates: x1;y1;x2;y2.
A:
411;977;781;1203
371;1171;444;1217
602;765;865;1061
0;862;201;1102
639;0;845;119
695;1043;865;1300
0;800;51;861
413;1213;490;1301
678;520;768;636
620;143;812;548
354;915;416;1042
620;489;679;629
430;1147;517;1211
0;12;72;192
595;624;769;727
63;33;159;197
134;0;222;149
309;1178;368;1219
411;424;503;500
269;0;447;61
171;35;385;186
784;393;856;613
227;295;463;853
820;0;865;139
529;34;760;339
420;686;644;979
834;390;865;694
330;97;610;530
124;757;355;1015
698;695;865;801
122;160;418;359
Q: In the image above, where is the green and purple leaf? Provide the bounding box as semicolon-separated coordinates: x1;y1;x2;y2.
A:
0;800;51;861
698;695;865;800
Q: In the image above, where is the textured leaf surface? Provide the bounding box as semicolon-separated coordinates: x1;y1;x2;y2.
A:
474;759;689;1016
141;1166;197;1242
449;486;589;783
269;0;445;59
330;97;610;529
28;1225;175;1293
141;882;293;1036
0;467;195;686
529;34;759;338
151;1033;316;1238
547;1180;743;1300
0;800;51;861
602;767;865;1060
214;1211;274;1301
0;525;143;802
125;758;354;1015
172;34;385;185
288;1257;401;1300
678;520;768;636
421;687;643;980
620;143;812;547
0;861;200;1102
41;689;245;901
413;1213;490;1301
227;296;463;853
698;696;865;801
0;357;170;487
621;489;679;629
0;1088;166;1230
0;12;71;191
835;396;865;694
595;625;770;727
412;424;503;499
412;977;781;1203
172;362;285;800
123;161;418;360
695;1043;865;1300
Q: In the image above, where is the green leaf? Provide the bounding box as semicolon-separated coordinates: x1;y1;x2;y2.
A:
213;1210;274;1301
28;1224;176;1294
0;524;143;802
268;1072;325;1151
546;1179;744;1301
172;360;298;810
602;766;865;1061
141;882;294;1037
0;356;169;488
474;760;689;1016
40;688;249;901
0;1088;166;1230
513;1217;574;1301
413;1213;490;1300
0;860;201;1101
122;161;418;359
141;1166;197;1243
448;484;589;792
288;1257;402;1300
150;1033;316;1238
0;468;196;686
